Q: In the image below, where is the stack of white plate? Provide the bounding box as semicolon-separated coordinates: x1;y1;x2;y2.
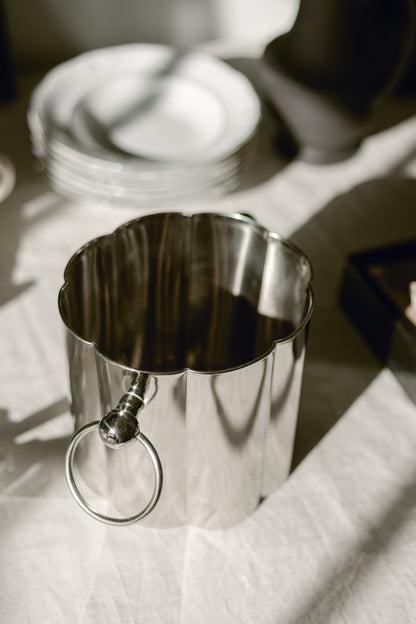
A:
28;44;262;206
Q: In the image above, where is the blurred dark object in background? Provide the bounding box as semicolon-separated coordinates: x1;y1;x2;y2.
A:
0;0;16;102
260;0;415;164
395;32;416;96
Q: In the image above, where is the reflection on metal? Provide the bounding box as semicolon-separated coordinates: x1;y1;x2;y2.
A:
60;212;313;528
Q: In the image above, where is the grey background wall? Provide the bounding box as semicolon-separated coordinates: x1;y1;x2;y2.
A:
2;0;298;71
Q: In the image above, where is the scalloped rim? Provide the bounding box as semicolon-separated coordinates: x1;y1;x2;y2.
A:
58;212;313;375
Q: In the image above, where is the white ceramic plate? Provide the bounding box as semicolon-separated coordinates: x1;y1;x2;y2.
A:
30;44;261;166
29;120;255;183
71;74;226;162
46;161;243;206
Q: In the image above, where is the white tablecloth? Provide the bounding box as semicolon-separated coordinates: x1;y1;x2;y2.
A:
1;42;416;623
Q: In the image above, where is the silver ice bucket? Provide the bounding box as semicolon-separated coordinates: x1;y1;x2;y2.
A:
60;212;313;528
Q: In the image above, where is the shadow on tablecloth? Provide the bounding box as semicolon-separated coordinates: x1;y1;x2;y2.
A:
291;175;416;468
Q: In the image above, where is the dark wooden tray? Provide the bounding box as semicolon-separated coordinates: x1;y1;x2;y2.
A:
340;238;416;403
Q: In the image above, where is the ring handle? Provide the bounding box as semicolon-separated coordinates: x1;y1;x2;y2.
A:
65;420;163;526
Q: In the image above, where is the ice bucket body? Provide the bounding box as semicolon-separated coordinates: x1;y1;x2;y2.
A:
60;212;313;528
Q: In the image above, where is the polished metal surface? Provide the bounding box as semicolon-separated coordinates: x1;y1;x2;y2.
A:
98;373;149;447
99;411;139;448
60;212;313;528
